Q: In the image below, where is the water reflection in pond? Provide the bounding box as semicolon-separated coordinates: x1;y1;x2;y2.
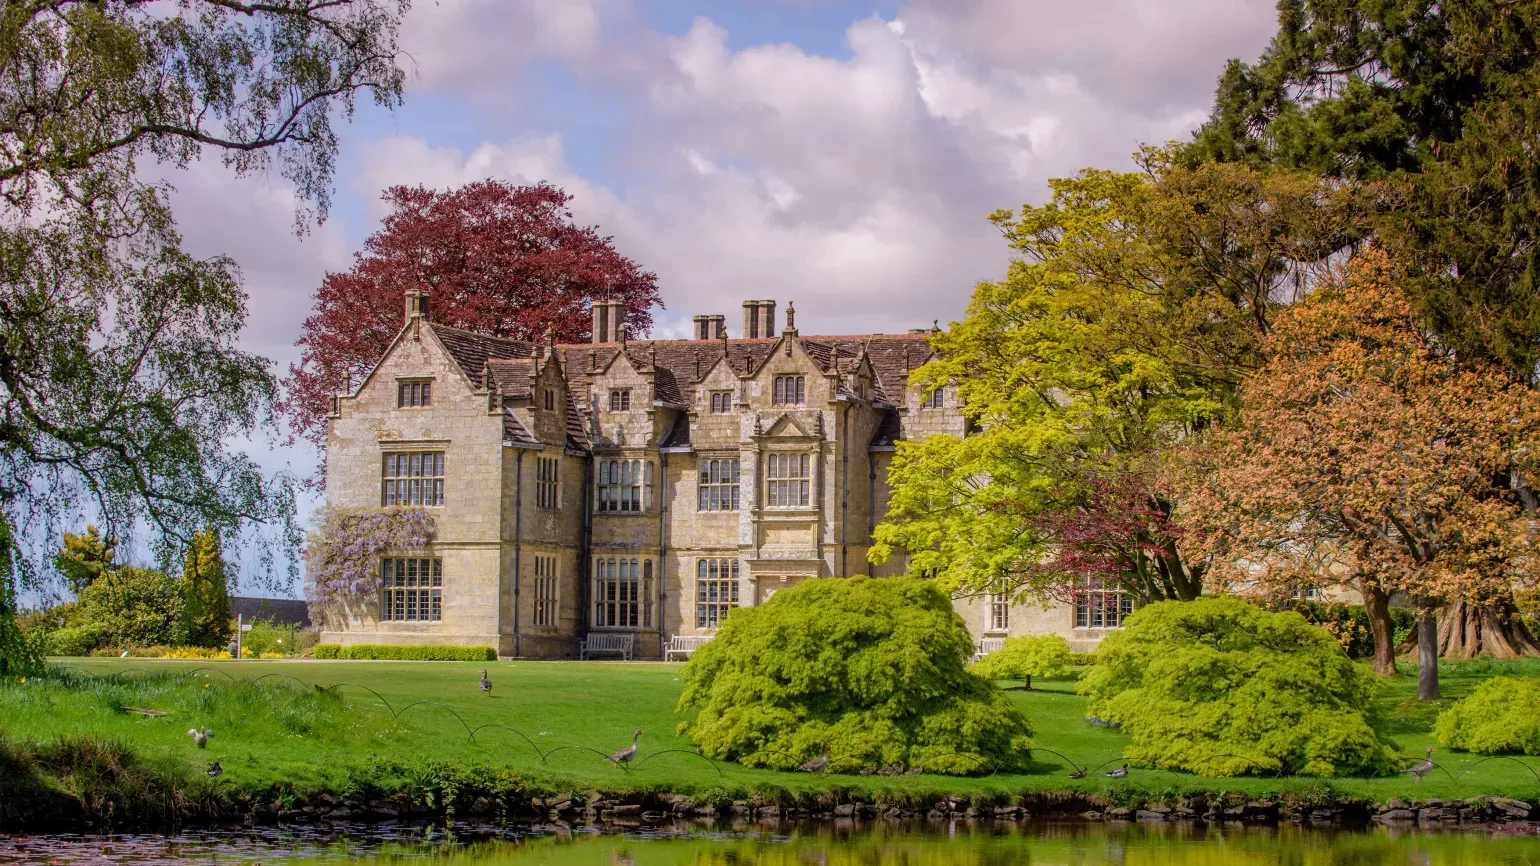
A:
2;819;1537;865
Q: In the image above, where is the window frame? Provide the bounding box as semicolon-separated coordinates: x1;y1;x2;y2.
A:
764;452;812;507
697;458;741;512
592;557;652;629
535;456;561;510
1073;577;1134;629
382;451;446;507
709;391;734;413
396;379;434;408
609;389;631;412
987;592;1009;632
544;388;556;412
596;458;651;513
923;388;944;409
533;554;558;627
695;558;741;629
381;557;442;622
772;375;806;405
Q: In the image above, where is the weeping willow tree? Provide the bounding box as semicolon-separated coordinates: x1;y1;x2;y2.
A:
0;0;410;674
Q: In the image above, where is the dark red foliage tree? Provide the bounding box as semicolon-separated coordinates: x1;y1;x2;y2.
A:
282;180;661;460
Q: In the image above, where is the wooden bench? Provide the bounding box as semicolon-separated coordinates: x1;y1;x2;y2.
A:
972;637;1006;662
579;632;635;660
663;634;715;661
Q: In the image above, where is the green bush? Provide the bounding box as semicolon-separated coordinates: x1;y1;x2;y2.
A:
677;576;1035;776
1266;599;1417;657
312;643;495;661
1078;596;1396;777
970;634;1075;689
44;624;107;656
240;618;296;657
79;566;186;648
1434;677;1540;755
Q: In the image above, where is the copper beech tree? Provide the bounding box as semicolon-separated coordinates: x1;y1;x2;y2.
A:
1176;250;1540;696
282;180;661;459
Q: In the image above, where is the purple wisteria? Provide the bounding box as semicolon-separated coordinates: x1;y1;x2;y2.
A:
304;506;435;608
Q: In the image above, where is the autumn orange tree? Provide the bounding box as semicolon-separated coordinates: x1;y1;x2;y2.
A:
1176;249;1540;694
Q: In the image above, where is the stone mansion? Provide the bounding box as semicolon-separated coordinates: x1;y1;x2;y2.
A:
318;291;1128;657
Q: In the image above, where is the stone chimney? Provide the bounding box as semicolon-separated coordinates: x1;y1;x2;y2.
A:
592;299;627;343
742;301;761;339
405;289;429;323
759;300;776;338
693;314;726;340
591;300;611;343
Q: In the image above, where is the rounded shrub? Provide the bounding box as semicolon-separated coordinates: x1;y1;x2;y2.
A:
1077;596;1396;777
677;576;1035;775
970;634;1075;689
1434;677;1540;755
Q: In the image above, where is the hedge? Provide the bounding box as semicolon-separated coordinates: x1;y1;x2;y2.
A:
312;643;496;661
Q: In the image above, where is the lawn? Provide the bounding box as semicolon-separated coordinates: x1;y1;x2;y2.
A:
3;656;1539;805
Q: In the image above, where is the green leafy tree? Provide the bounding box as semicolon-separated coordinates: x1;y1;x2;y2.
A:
54;526;117;594
0;0;409;673
677;576;1035;776
80;566;186;649
1435;678;1540;756
871;154;1370;608
1078;597;1396;777
969;634;1074;691
1186;0;1540;656
180;531;232;648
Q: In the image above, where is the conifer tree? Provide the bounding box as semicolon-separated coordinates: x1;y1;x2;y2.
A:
181;531;233;648
54;526;118;594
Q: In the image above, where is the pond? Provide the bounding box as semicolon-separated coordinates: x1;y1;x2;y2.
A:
2;819;1538;866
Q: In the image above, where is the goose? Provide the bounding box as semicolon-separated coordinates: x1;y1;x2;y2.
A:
479;669;492;697
1105;763;1128;778
205;761;222;778
798;745;829;774
608;729;642;767
1405;747;1436;783
186;728;213;749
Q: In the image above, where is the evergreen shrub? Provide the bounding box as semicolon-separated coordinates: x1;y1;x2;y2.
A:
1078;596;1396;777
44;624;107;657
1434;677;1540;755
677;576;1036;775
970;634;1075;689
79;566;186;648
312;643;495;661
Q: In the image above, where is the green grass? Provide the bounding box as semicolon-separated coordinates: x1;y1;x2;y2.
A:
3;656;1539;807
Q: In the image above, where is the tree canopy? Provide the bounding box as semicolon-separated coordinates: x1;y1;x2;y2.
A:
282;180;662;457
871;153;1370;608
0;0;409;672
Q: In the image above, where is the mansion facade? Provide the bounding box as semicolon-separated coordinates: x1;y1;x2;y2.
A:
317;292;1126;657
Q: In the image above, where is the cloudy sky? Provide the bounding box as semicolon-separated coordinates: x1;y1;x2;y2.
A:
169;0;1280;591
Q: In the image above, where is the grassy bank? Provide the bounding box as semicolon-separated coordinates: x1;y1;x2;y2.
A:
2;656;1538;827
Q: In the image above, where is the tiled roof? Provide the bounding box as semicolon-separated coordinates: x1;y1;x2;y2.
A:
486;358;535;398
433;324;535;384
870;407;903;449
564;389;590;451
660;412;691;448
502;408;542;448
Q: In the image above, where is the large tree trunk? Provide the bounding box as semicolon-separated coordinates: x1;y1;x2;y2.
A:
1359;575;1396;676
1417;600;1440;701
1436;598;1540;659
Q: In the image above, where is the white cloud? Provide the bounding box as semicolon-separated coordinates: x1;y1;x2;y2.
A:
349;1;1278;340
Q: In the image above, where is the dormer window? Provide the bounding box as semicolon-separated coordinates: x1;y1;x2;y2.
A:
544;388;556;412
709;391;733;413
398;380;433;408
609;389;631;411
773;375;805;405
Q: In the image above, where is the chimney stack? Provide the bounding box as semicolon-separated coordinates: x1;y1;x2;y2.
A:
759;300;777;338
591;300;610;343
742;301;761;339
592;299;627;343
693;314;726;340
405;289;429;324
